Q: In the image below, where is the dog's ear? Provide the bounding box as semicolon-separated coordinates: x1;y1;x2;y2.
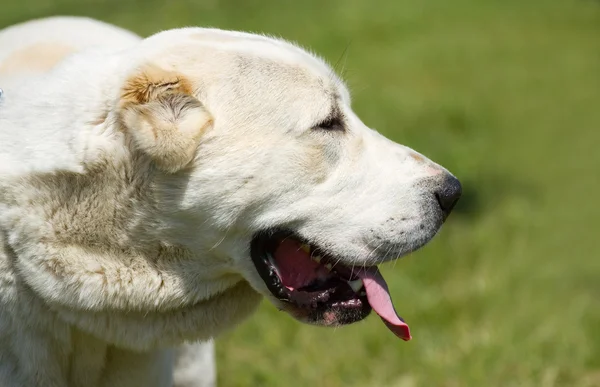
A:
119;65;213;173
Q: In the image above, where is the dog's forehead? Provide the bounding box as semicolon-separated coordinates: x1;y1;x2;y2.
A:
138;28;351;107
184;28;349;99
191;29;326;67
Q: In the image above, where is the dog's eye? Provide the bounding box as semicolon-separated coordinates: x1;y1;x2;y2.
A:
316;116;344;131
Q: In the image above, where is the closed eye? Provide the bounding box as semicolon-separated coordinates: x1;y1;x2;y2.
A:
315;115;344;131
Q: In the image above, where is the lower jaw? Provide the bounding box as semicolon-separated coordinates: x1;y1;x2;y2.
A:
279;298;372;327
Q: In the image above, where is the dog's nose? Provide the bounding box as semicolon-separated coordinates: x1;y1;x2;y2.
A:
435;175;462;218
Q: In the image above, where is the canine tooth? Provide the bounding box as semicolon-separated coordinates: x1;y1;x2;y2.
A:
347;279;363;293
300;244;310;254
266;253;281;277
325;263;332;270
313;255;322;263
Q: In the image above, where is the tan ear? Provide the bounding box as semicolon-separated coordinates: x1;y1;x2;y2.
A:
119;65;213;173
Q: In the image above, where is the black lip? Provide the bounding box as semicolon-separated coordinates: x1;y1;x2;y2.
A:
250;229;371;323
250;229;294;301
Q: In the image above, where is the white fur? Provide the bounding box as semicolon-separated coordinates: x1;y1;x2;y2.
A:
0;17;216;387
0;16;453;387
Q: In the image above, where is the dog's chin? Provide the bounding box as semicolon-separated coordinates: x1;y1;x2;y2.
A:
272;296;371;327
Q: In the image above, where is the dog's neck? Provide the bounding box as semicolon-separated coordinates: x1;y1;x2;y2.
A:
0;48;263;352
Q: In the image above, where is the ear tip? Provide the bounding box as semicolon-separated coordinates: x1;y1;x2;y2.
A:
154;152;197;174
131;130;198;173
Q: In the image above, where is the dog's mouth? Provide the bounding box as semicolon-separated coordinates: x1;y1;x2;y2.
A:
250;230;411;341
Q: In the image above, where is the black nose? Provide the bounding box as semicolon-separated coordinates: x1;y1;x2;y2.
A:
435;175;462;218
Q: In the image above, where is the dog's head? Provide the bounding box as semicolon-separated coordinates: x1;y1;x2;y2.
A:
116;28;461;340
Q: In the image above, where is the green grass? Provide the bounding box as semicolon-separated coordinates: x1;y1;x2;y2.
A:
3;1;600;385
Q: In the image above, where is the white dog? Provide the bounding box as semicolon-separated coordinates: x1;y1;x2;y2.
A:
0;16;461;387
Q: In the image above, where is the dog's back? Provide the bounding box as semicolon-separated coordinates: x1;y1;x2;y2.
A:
0;16;140;77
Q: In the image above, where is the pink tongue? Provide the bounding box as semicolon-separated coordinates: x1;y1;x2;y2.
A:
357;268;412;341
273;239;329;290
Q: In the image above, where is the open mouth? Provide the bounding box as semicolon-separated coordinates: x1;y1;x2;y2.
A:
250;230;411;341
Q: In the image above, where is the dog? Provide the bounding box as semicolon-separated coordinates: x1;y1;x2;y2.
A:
0;16;461;387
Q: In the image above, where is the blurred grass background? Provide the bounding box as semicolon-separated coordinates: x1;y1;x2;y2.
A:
2;0;600;386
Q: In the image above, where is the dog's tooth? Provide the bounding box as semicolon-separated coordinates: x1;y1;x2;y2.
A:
347;279;363;293
313;255;322;263
266;253;281;277
300;244;310;254
325;263;332;270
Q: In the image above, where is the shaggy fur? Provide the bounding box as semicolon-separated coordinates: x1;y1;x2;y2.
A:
0;17;216;387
